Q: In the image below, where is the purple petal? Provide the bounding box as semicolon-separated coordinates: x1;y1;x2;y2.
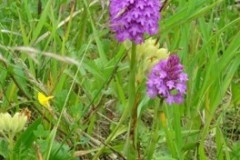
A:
166;81;175;89
176;83;186;94
179;73;188;82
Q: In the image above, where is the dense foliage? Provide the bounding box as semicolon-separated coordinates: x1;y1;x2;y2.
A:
0;0;240;159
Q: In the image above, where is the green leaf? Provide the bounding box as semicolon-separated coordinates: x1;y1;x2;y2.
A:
232;82;240;105
0;138;8;158
14;118;42;159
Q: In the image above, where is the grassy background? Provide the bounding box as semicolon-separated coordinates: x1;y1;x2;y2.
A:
0;0;240;159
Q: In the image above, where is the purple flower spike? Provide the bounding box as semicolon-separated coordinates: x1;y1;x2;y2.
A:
147;54;188;104
109;0;161;44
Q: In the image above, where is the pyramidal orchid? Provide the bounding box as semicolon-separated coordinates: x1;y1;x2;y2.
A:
147;54;188;104
109;0;161;44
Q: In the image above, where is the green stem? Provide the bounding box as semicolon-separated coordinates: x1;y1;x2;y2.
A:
124;43;137;159
92;43;137;160
146;99;163;159
128;43;137;111
8;133;14;160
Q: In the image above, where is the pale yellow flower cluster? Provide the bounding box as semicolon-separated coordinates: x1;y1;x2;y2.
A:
126;38;169;83
0;112;27;134
136;38;169;71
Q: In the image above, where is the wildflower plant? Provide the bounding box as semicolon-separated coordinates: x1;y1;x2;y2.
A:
110;0;162;44
145;54;188;159
94;0;162;158
0;112;27;135
147;54;188;104
0;112;28;160
38;92;54;109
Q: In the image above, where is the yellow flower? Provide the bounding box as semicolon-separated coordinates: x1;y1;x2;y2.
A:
137;38;169;71
124;38;169;83
0;112;27;134
37;92;54;108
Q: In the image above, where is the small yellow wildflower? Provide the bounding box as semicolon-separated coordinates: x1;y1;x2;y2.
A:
37;92;54;108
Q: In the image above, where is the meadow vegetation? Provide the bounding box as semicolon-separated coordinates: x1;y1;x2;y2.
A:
0;0;240;159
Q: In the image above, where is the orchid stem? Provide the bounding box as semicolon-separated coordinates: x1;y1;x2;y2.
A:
129;42;137;108
125;42;137;158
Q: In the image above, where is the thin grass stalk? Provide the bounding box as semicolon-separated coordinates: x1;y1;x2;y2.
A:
45;68;79;160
